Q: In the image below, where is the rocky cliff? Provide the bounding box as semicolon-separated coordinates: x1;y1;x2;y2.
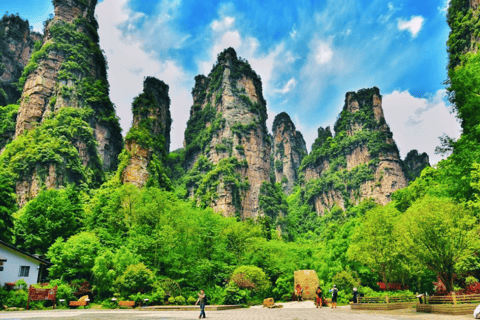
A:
183;47;271;219
14;0;122;169
0;14;42;106
300;87;408;215
447;0;480;71
120;77;171;188
272;112;307;194
403;149;429;182
0;0;122;206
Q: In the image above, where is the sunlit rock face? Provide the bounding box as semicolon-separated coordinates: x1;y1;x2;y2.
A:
183;47;271;219
301;87;408;215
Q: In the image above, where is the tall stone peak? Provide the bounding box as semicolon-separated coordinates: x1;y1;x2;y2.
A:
14;0;122;167
301;87;407;215
0;14;42;105
334;87;386;135
121;77;171;188
52;0;97;24
311;126;333;152
183;47;271;219
2;0;122;205
272;112;307;194
403;149;430;182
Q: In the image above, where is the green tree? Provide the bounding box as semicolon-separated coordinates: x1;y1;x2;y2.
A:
398;196;480;293
115;263;155;295
0;174;16;243
47;231;103;281
348;205;409;285
92;247;139;297
15;187;82;254
230;265;270;293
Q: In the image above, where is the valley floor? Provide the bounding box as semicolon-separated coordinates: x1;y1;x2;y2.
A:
0;305;472;320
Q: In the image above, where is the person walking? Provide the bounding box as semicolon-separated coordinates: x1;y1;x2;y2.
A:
195;289;206;319
352;287;359;304
315;287;323;308
330;284;338;309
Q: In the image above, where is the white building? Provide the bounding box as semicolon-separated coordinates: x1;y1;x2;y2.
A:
0;240;50;287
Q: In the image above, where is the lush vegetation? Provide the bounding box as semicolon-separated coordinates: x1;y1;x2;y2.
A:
0;104;18;149
0;107;104;187
3;2;480;311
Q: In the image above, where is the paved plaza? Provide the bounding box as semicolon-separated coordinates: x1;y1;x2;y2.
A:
0;305;473;320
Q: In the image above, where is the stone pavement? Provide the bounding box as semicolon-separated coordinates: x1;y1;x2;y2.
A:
0;306;473;320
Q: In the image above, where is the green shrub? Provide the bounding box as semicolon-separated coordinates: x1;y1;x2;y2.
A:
168;296;175;304
150;289;165;305
187;296;197;305
175;295;185;305
5;289;28;308
115;263;155;296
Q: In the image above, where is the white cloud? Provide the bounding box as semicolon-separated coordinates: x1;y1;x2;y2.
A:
97;0;193;151
382;89;461;164
313;40;334;65
290;24;298;39
397;16;424;38
211;16;235;31
199;12;285;95
438;0;451;14
266;110;277;134
378;2;399;24
274;78;297;94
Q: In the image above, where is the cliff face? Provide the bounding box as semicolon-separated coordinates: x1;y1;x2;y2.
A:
0;0;122;206
121;77;171;188
272;112;307;194
0;14;42;106
403;149;430;182
447;0;480;71
14;0;122;170
301;87;408;215
183;47;271;219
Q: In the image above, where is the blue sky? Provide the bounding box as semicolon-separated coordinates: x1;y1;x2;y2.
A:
2;0;460;163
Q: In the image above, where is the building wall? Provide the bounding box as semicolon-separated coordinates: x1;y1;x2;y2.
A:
0;244;41;286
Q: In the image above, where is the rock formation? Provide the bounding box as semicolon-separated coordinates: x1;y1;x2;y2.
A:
0;14;42;106
301;87;408;215
272;112;307;194
14;0;122;170
403;149;430;182
0;0;122;205
183;47;271;219
121;77;171;188
447;0;480;71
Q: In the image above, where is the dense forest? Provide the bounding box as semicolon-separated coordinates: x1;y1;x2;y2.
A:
1;0;480;309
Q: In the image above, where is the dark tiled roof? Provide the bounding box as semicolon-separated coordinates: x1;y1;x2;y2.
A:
0;240;50;265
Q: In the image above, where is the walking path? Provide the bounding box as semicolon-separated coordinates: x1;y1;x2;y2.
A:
0;304;473;320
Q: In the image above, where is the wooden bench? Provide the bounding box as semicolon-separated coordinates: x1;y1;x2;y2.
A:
119;301;135;308
69;300;88;307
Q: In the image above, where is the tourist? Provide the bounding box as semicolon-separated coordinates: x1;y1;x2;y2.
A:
315;287;323;308
195;289;206;319
330;284;338;308
352;287;359;304
295;284;303;301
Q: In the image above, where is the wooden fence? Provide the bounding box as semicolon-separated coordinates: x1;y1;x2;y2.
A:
417;293;480;315
350;295;417;310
